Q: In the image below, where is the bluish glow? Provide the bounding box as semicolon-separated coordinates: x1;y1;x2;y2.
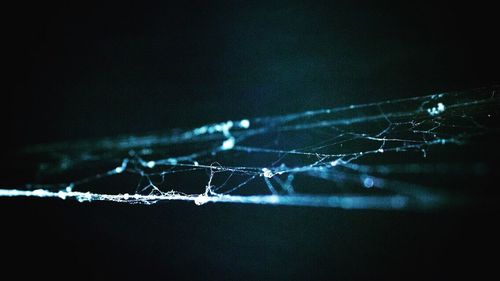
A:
221;137;235;150
262;168;274;178
239;119;250;129
427;102;446;116
0;188;409;209
2;87;498;210
114;158;129;173
363;177;374;188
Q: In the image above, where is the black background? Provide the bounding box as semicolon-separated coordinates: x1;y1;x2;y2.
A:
2;1;499;280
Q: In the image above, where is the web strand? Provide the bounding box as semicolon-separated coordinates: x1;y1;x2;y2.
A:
3;87;499;209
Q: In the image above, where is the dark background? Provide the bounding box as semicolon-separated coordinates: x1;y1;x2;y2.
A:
2;1;499;280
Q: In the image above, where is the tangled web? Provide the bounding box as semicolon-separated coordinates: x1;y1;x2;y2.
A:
1;87;499;210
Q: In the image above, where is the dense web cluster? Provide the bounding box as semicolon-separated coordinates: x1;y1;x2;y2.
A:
1;87;498;209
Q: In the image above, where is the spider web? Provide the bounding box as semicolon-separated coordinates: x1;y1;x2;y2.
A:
2;87;499;210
